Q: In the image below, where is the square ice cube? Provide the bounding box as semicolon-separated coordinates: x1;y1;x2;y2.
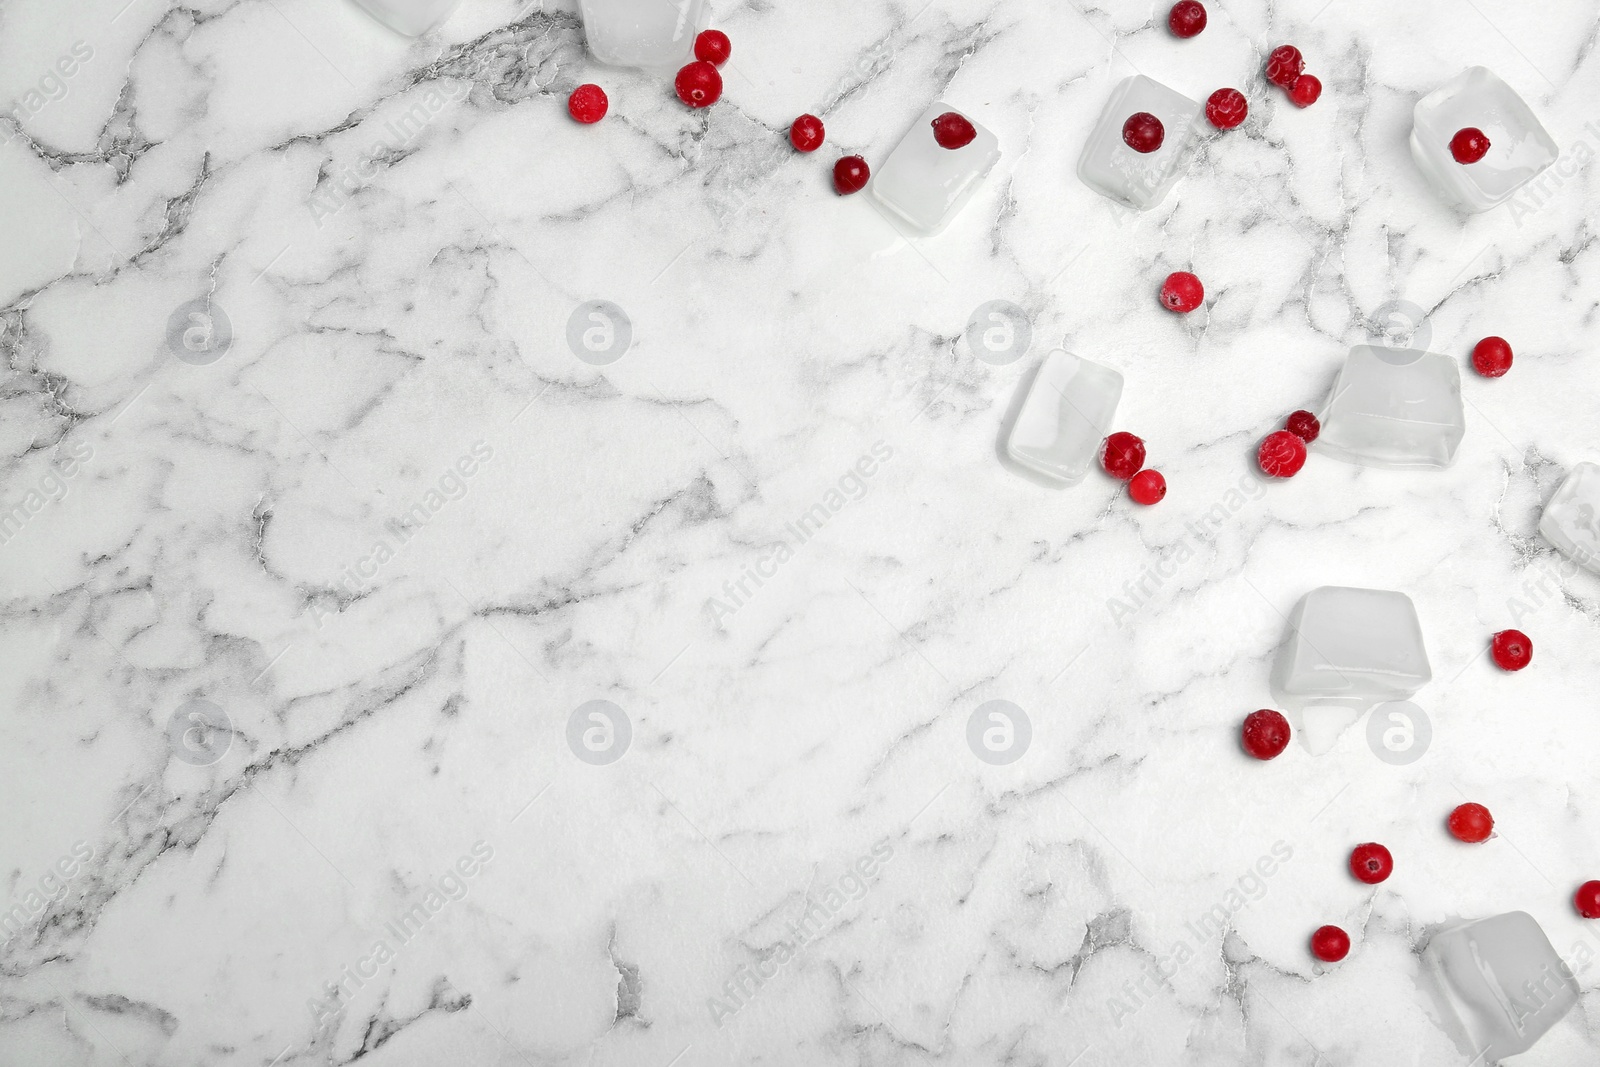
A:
580;0;708;69
1538;462;1600;574
351;0;460;36
869;103;1001;235
1270;586;1431;713
1006;350;1123;486
1076;75;1201;211
1316;346;1465;470
1410;67;1558;213
1425;912;1579;1061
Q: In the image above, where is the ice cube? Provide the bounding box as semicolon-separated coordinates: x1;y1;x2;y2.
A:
1424;912;1579;1061
1538;462;1600;574
1410;67;1558;213
869;103;1001;235
1006;350;1123;486
1316;345;1465;470
1271;586;1432;715
1076;75;1202;211
350;0;460;36
580;0;708;69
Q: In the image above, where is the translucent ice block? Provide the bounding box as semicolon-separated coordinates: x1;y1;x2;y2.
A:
869;103;1001;235
1411;67;1558;213
350;0;460;35
1316;346;1465;470
1538;462;1600;573
1076;75;1201;211
1424;912;1579;1061
1006;350;1123;485
1271;586;1431;715
580;0;709;69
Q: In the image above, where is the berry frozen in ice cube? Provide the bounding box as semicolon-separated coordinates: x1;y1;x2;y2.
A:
1410;67;1557;212
1077;75;1202;211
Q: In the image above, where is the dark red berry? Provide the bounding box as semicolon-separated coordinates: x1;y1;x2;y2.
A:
1349;843;1393;885
568;83;609;124
1100;432;1147;480
1472;336;1513;377
1242;709;1291;760
1129;469;1166;505
1266;45;1304;89
790;114;825;152
1289;74;1322;107
674;60;723;108
833;155;870;195
931;111;977;150
694;29;731;66
1491;629;1532;671
1258;430;1307;478
1285;410;1320;443
1448;803;1494;843
1205;88;1248;130
1122;112;1165;153
1311;925;1350;962
1160;271;1204;313
1168;0;1207;37
1577;881;1600;919
1450;127;1491;164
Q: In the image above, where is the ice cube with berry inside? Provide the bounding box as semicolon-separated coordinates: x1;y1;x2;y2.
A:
580;0;709;68
1538;462;1600;575
869;103;1001;234
1410;67;1558;213
1316;346;1465;470
1423;912;1579;1061
1076;75;1202;210
350;0;461;35
1006;350;1123;485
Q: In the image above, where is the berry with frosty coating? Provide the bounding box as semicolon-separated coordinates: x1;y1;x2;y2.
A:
1242;709;1291;760
1448;803;1494;843
568;84;609;124
1285;410;1320;443
1101;432;1147;480
1258;430;1307;478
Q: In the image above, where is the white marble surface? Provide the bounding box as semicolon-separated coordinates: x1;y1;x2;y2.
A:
3;0;1600;1064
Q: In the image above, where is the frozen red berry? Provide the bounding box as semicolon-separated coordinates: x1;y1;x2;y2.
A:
1289;74;1322;107
1258;430;1307;478
1349;842;1393;885
1472;336;1513;378
694;29;731;66
1160;271;1204;313
674;60;723;108
1450;127;1491;164
1491;629;1532;671
1577;881;1600;919
1448;802;1494;843
1311;925;1350;962
1205;88;1248;130
833;155;870;195
1266;45;1304;89
790;114;825;153
1168;0;1207;37
567;83;609;124
1285;410;1320;443
1129;469;1166;505
1242;709;1291;760
1100;432;1147;480
1122;112;1165;153
931;111;977;150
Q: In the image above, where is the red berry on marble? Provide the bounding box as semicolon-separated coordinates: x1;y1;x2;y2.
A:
567;84;609;124
1311;925;1351;962
695;29;731;66
674;60;723;108
1289;74;1322;107
1258;430;1307;478
1451;127;1491;164
1101;432;1147;480
833;155;870;195
790;114;826;152
1168;0;1207;37
1160;271;1204;312
1242;709;1291;760
1448;802;1494;843
1350;842;1393;885
1577;881;1600;919
1472;336;1513;377
1286;410;1320;443
1129;469;1166;505
1266;45;1304;89
1206;88;1248;130
931;111;977;150
1122;112;1165;153
1491;629;1532;671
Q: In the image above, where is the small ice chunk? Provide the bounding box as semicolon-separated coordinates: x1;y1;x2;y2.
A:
1424;912;1579;1061
869;103;1001;235
1271;586;1431;718
580;0;708;69
1076;75;1202;211
350;0;460;36
1006;350;1123;486
1410;67;1558;213
1316;346;1465;470
1538;461;1600;574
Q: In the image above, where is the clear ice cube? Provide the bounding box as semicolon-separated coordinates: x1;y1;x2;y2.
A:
1316;346;1465;470
1410;67;1558;213
580;0;709;69
1538;462;1600;574
869;103;1002;235
1271;586;1431;716
1076;75;1202;211
1006;350;1123;486
350;0;460;36
1424;912;1579;1061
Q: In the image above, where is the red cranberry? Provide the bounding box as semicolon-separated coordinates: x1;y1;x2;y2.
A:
1448;803;1494;843
1168;0;1207;37
1258;430;1307;478
1311;925;1350;962
1160;271;1204;313
1128;469;1166;505
1101;432;1147;480
694;29;731;65
1491;629;1532;671
674;60;723;108
1122;112;1165;153
1577;881;1600;919
1266;45;1304;89
1289;74;1322;107
1205;88;1248;130
1349;842;1393;885
1472;336;1513;377
567;83;609;124
790;114;825;153
833;155;870;195
931;111;977;150
1241;709;1291;760
1450;127;1491;164
1285;410;1320;443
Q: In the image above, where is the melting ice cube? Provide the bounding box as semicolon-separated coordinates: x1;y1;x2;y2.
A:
1006;350;1123;486
1316;346;1465;470
1076;75;1201;211
1538;462;1600;574
869;103;1001;235
580;0;708;69
1424;912;1579;1061
1410;67;1558;213
350;0;460;35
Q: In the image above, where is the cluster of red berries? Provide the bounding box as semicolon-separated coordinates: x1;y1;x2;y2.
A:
566;29;733;125
1254;410;1318;478
1166;5;1322;133
1098;432;1166;506
1264;44;1323;109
